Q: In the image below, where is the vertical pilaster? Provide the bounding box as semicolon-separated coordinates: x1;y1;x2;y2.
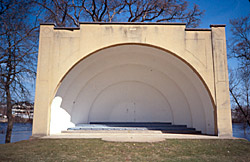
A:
211;24;232;137
32;24;55;136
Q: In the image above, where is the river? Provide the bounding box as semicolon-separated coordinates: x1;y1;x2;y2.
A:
0;123;249;144
0;123;32;144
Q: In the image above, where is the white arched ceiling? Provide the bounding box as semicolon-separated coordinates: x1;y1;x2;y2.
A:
50;44;215;135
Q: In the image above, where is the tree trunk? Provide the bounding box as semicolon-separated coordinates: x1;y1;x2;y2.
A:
230;89;250;127
5;84;13;143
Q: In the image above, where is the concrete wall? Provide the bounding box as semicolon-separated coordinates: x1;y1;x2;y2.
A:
33;23;232;137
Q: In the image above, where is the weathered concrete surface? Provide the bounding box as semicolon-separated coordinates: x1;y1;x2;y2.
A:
33;23;232;137
42;131;235;143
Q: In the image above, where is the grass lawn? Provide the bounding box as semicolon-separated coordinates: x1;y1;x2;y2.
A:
0;138;249;162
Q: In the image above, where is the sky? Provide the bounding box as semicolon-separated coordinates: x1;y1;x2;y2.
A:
190;0;250;67
27;0;250;101
191;0;249;29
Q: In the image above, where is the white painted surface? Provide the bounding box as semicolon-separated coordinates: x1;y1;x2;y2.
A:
50;96;75;134
50;45;214;134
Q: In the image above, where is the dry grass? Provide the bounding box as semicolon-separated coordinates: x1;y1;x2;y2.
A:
0;139;250;162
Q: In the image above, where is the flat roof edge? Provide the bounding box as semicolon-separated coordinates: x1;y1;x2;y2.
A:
40;22;56;26
210;24;226;27
185;28;211;31
40;22;226;30
79;22;187;25
54;27;80;30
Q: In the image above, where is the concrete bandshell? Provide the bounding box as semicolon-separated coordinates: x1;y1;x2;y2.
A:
33;23;232;137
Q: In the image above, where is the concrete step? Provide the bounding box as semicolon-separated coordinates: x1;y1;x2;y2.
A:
87;122;186;127
62;130;164;134
69;126;195;131
63;129;201;134
90;122;172;125
66;122;201;134
161;130;202;134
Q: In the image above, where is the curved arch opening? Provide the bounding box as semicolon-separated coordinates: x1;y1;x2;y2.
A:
50;44;216;135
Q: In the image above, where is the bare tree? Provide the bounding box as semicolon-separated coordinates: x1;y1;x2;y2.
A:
123;0;202;27
230;14;250;69
35;0;204;27
0;0;204;143
34;0;80;27
229;69;250;126
0;0;38;143
229;14;250;127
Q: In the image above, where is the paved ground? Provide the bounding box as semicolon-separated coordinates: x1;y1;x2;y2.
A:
42;130;236;142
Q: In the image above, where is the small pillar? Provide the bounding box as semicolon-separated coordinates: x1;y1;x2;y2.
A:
210;24;232;137
32;23;55;136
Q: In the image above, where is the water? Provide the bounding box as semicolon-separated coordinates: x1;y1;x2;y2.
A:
232;123;250;141
0;122;32;144
0;123;249;144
